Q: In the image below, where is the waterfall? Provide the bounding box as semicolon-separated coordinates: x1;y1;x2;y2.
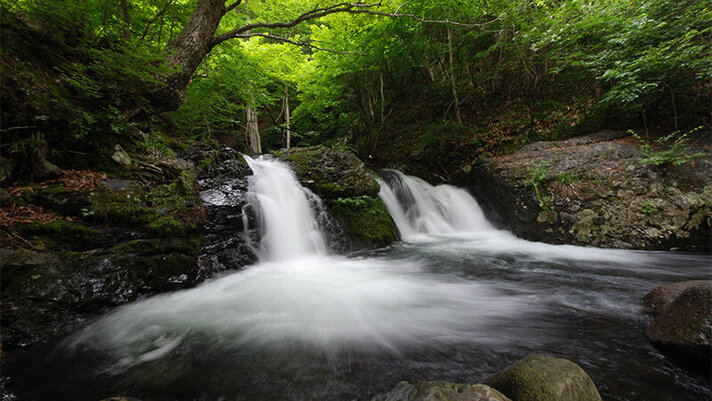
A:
378;169;494;239
243;155;328;261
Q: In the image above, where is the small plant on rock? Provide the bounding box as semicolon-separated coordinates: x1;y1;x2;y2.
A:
524;160;554;210
632;127;704;167
640;200;659;214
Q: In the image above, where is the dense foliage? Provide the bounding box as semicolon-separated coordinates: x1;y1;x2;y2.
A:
1;0;710;181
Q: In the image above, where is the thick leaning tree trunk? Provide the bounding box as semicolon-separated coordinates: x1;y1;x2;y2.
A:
151;0;227;112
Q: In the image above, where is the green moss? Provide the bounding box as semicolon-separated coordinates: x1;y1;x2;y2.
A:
485;354;602;401
109;237;201;257
14;220;101;250
148;216;186;237
327;196;398;248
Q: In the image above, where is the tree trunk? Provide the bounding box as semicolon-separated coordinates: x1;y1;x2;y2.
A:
119;0;131;41
245;106;261;154
283;87;291;149
447;26;462;124
151;0;227;112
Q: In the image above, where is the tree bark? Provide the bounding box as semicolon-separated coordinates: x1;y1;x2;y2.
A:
447;26;462;124
245;105;261;154
119;0;130;41
283;87;291;149
151;0;227;112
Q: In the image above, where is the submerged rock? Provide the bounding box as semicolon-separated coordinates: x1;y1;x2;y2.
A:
465;130;712;251
645;281;712;372
483;354;602;401
374;381;511;401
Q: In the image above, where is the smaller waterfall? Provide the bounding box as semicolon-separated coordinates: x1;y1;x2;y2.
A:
379;169;494;239
244;155;328;261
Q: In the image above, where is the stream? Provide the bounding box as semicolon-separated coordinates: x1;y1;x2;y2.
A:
3;157;710;401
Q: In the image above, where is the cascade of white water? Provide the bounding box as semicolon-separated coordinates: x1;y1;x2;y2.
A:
378;169;494;239
243;155;328;261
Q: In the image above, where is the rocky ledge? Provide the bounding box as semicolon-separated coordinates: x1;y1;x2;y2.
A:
465;130;711;250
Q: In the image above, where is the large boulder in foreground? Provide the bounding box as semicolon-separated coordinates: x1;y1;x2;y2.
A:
644;281;712;372
373;381;511;401
276;146;398;250
483;354;602;401
465;131;712;250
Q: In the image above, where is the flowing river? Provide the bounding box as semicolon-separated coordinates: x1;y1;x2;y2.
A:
4;157;710;401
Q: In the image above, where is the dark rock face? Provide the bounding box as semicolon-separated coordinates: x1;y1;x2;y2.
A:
276;146;398;251
644;281;712;373
192;146;257;275
464;131;712;250
0;238;202;348
373;381;511;401
483;354;602;401
0;147;255;351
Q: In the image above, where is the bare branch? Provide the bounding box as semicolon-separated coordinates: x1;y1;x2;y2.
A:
349;9;499;27
0;125;36;133
213;2;382;45
141;0;174;41
234;33;363;55
226;0;242;13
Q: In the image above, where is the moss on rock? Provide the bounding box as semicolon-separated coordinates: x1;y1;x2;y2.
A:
374;381;511;401
275;145;380;199
484;354;602;401
13;220;102;250
327;195;398;249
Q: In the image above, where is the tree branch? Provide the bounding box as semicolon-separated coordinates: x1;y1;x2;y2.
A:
213;2;382;45
349;9;498;27
233;33;363;54
141;0;174;41
225;0;242;13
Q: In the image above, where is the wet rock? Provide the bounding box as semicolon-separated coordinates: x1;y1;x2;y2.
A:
645;282;712;372
642;280;712;313
465;131;712;250
0;237;204;349
374;381;511;401
194;146;257;274
483;354;602;401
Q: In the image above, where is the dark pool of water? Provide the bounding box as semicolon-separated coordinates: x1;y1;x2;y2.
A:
2;239;711;401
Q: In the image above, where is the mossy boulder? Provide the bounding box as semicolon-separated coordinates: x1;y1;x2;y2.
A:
645;281;712;373
275;145;380;199
326;196;398;250
374;381;511;401
484;354;602;401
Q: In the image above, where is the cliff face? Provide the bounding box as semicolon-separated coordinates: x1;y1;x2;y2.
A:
463;131;712;251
